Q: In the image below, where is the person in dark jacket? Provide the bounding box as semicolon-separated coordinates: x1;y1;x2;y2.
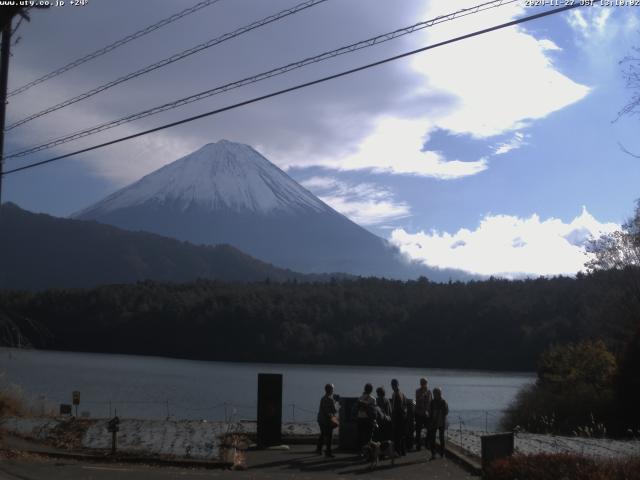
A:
316;383;338;457
374;386;392;442
390;378;407;456
428;387;449;460
414;377;432;451
356;383;376;451
405;398;416;452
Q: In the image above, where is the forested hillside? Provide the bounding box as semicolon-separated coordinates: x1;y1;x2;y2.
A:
2;270;637;371
0;203;340;289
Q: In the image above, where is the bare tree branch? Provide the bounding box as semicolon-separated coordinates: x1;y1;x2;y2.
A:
618;141;640;159
586;199;640;309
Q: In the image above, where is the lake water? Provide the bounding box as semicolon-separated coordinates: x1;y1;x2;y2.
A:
1;348;533;431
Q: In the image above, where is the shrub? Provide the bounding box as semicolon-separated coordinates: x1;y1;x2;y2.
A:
501;340;617;435
485;453;640;480
616;324;640;434
0;384;28;419
537;339;616;388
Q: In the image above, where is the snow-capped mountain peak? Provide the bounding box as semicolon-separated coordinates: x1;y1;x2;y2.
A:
75;140;329;216
73;140;461;280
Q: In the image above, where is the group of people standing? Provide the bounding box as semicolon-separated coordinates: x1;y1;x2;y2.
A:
316;378;449;460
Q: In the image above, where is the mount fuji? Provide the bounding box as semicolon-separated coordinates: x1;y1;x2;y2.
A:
74;140;456;280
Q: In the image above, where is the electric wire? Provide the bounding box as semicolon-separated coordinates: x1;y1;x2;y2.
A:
7;0;223;98
5;0;329;131
5;0;518;159
2;4;582;177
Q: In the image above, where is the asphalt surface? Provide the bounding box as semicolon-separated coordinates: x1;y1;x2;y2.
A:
0;445;478;479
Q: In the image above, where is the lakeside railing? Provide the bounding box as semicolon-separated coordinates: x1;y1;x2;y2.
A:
446;428;640;459
11;397;640;459
29;394;510;432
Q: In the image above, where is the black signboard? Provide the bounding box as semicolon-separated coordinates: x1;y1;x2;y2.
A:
257;373;282;447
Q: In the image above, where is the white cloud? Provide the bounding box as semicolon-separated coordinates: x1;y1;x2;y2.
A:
301;176;411;226
389;207;619;277
566;7;639;45
567;9;613;39
285;2;589;176
567;10;590;37
538;39;562;52
494;132;527;155
625;12;640;32
310;117;488;178
411;4;590;138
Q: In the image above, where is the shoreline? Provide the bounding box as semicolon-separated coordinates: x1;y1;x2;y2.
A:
0;347;535;376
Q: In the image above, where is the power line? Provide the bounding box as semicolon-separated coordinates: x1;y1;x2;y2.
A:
5;0;329;131
2;4;583;177
7;0;222;98
6;0;518;160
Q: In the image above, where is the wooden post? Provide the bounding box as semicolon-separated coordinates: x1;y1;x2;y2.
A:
111;429;117;454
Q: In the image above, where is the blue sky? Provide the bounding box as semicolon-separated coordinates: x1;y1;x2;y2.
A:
2;1;639;277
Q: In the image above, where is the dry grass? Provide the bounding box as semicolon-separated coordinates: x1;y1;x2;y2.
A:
0;448;48;462
45;418;94;450
0;384;29;448
0;378;58;449
485;453;640;480
0;384;29;419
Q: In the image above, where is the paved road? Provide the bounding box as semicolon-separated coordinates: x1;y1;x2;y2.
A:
0;445;477;479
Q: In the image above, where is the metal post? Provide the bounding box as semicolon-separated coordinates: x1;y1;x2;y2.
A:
166;399;170;419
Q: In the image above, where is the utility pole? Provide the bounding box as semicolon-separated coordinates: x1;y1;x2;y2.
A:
0;8;19;205
0;7;42;204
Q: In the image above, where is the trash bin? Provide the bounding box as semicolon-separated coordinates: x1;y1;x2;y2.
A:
481;432;514;471
338;397;359;451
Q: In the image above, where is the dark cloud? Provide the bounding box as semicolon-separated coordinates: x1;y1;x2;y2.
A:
6;0;454;185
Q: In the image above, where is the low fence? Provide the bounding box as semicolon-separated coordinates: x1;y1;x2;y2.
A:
451;409;507;436
446;428;640;459
14;396;640;459
35;394;509;432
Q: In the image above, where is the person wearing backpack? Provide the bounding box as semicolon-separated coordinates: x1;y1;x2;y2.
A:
355;383;376;451
316;383;338;457
390;378;407;456
374;386;392;442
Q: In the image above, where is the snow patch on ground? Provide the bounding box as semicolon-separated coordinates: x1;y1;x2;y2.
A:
2;417;318;460
1;417;61;440
448;429;640;459
82;419;237;459
5;418;638;461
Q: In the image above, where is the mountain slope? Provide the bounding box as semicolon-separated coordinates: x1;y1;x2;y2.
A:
0;203;325;290
75;140;460;280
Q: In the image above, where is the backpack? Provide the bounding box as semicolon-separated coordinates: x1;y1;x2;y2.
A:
353;397;376;420
393;392;407;419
